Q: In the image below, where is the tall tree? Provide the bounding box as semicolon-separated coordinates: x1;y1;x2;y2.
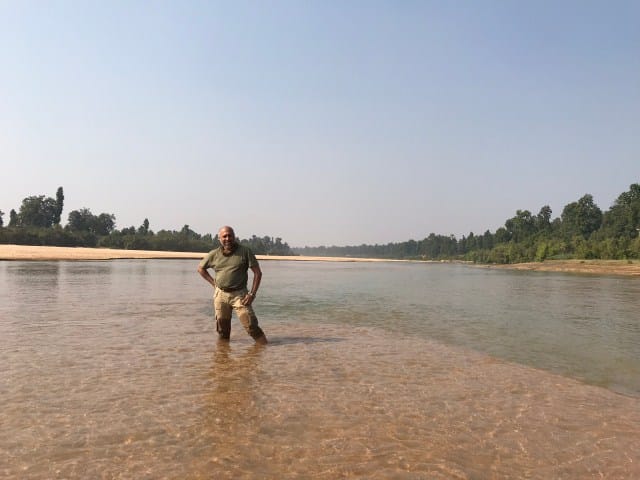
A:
602;183;640;238
482;230;494;249
138;218;150;235
535;205;553;234
561;194;603;239
9;209;18;227
54;187;64;225
505;210;535;242
180;224;198;239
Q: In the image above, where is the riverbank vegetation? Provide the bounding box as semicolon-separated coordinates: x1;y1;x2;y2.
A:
295;183;640;263
0;188;294;256
2;184;639;263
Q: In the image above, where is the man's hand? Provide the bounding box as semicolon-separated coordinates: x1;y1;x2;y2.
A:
241;293;254;306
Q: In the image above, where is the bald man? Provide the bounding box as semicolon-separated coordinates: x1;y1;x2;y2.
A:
198;226;267;344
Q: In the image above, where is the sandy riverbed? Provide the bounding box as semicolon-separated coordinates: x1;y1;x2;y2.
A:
481;259;640;276
1;245;639;275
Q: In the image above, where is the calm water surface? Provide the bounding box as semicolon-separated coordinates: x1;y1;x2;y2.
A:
1;259;639;479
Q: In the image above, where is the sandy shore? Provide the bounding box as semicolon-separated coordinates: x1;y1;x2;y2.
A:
480;259;640;277
1;245;639;275
0;245;401;263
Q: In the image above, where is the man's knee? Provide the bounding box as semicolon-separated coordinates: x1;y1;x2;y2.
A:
216;317;231;339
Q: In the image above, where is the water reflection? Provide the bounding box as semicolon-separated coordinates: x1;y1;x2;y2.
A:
207;341;265;423
5;261;61;302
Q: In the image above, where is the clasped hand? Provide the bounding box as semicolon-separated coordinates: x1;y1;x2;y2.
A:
241;294;254;306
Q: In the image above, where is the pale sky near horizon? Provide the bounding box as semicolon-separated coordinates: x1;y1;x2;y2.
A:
1;1;639;247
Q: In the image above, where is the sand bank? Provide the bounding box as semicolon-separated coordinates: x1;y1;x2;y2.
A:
482;259;640;277
1;245;638;275
0;245;401;263
0;245;204;261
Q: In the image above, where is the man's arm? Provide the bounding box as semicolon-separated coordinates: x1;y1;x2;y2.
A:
198;265;216;288
249;265;262;295
242;265;262;306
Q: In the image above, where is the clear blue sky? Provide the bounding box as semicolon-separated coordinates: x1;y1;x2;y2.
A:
1;1;638;247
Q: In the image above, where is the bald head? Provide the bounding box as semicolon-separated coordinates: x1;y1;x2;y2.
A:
218;226;237;253
218;226;235;238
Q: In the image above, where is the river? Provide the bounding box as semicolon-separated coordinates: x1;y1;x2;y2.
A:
1;259;638;478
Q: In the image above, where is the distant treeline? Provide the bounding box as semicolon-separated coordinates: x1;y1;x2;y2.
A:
0;187;294;256
3;184;640;263
295;183;640;263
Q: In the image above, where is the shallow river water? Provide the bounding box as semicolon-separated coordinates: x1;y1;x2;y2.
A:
1;259;638;479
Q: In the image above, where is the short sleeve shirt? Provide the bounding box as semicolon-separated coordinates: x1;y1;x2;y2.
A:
199;244;259;290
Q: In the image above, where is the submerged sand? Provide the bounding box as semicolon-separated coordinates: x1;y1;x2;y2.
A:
1;244;639;276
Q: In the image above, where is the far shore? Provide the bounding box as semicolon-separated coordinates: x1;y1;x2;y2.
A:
0;244;404;263
1;245;639;276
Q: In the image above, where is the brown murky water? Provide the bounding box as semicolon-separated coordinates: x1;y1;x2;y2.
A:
1;260;638;479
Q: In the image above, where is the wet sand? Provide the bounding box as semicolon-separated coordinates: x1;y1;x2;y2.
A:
1;244;639;275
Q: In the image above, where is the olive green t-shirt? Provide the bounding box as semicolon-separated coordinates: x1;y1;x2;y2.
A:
199;244;259;290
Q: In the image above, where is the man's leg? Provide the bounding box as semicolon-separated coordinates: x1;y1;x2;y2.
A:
214;289;232;340
215;317;232;340
238;309;267;344
231;293;267;344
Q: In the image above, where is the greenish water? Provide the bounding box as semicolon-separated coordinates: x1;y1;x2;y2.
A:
1;259;638;478
259;261;640;396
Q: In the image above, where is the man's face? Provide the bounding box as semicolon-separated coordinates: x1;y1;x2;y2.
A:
219;228;236;250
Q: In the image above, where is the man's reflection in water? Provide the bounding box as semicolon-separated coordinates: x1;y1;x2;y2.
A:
205;340;267;429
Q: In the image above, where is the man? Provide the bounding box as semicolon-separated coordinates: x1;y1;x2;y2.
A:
198;226;268;344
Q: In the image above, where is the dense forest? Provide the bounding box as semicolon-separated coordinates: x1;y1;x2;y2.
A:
295;183;640;263
0;187;294;256
2;184;639;263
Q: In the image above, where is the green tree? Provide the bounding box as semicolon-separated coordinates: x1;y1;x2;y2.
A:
481;230;494;249
535;241;549;261
505;210;536;242
67;208;115;235
180;224;199;239
18;195;58;228
630;236;640;258
493;227;511;244
67;208;95;232
54;187;64;225
561;194;602;239
138;218;150;235
602;183;640;239
9;209;18;227
94;213;116;236
571;235;596;259
535;205;553;234
0;209;4;228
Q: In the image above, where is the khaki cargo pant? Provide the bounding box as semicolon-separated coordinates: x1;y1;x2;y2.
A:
214;287;265;340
